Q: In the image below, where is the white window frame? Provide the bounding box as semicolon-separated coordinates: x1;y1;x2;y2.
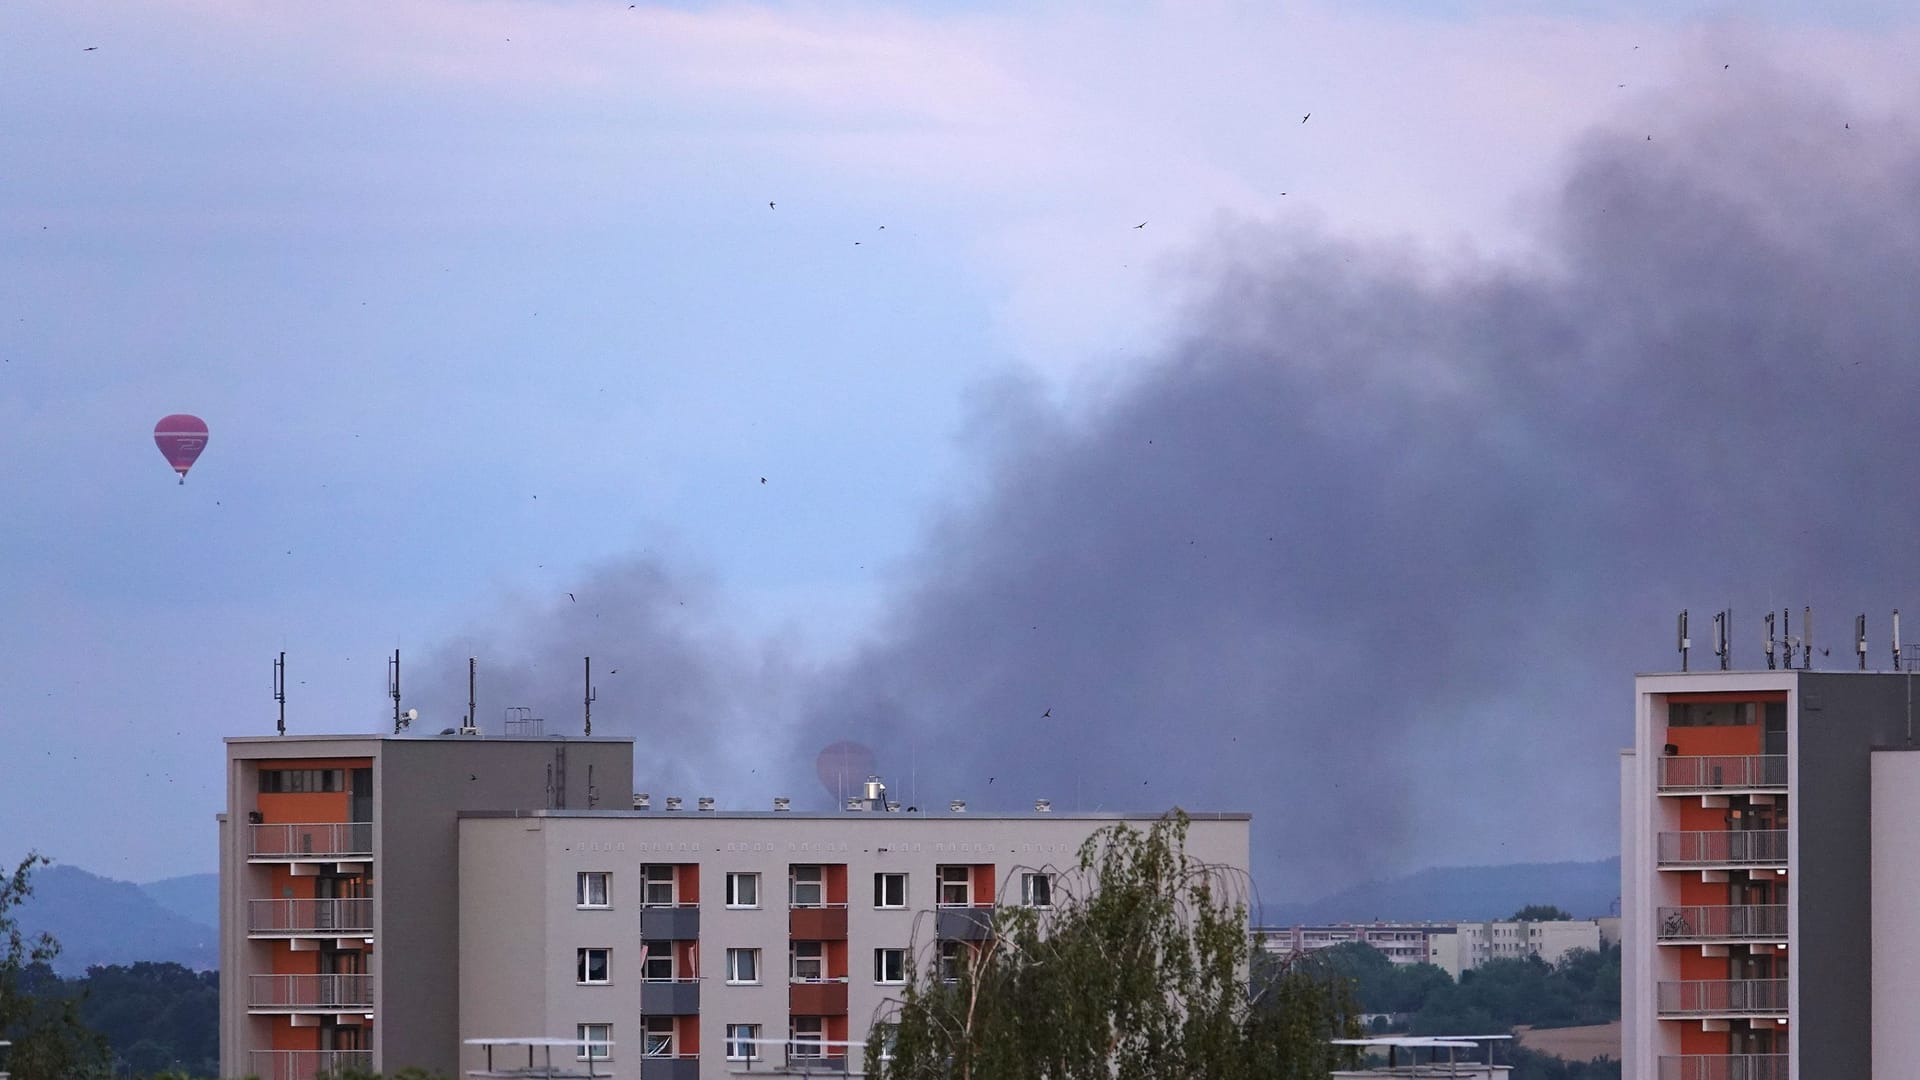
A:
938;865;972;907
874;947;906;984
1021;872;1053;909
576;871;610;909
874;872;907;909
576;1023;611;1061
641;864;677;907
791;940;825;982
725;871;760;909
643;1016;674;1057
790;865;824;908
576;947;611;985
938;940;963;982
726;947;760;985
791;1016;824;1058
874;1022;898;1062
642;948;676;982
725;1023;761;1061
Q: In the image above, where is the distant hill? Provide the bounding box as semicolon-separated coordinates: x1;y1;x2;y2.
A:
14;865;217;975
140;872;218;929
1264;856;1620;925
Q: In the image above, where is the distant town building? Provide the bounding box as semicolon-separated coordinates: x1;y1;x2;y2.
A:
1255;918;1602;979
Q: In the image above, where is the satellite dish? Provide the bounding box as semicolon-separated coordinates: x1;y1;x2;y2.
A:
404;708;419;722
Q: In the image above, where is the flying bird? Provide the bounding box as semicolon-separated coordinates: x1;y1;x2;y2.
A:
760;477;767;484
568;592;576;602
1134;222;1147;229
83;46;98;51
1042;708;1051;718
768;201;775;209
1301;112;1310;123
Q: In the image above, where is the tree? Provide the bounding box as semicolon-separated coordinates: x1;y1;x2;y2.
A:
1509;905;1573;922
0;853;109;1080
867;813;1362;1080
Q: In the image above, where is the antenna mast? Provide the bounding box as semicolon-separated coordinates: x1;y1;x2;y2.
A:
1677;610;1691;672
467;657;477;730
1895;610;1903;672
584;656;596;736
1856;613;1869;670
389;649;405;733
1803;606;1814;670
273;651;287;735
1713;610;1730;671
1765;612;1777;670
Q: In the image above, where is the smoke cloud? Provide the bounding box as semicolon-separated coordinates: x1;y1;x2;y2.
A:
434;80;1920;902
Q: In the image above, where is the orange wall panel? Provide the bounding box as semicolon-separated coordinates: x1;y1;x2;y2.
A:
972;864;995;903
825;865;848;907
1679;803;1731;831
1679;1026;1730;1055
1679;951;1730;980
1680;878;1732;906
269;1021;321;1052
256;791;351;824
827;1016;849;1043
826;940;848;980
270;947;321;976
678;864;700;905
677;1016;699;1055
1663;725;1763;757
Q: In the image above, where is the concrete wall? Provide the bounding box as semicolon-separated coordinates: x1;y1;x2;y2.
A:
1870;749;1920;1080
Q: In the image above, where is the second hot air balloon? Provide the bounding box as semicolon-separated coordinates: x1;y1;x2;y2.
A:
154;414;209;484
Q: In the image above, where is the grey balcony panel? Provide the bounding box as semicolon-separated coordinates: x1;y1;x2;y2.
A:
935;906;993;941
640;980;700;1016
640;906;700;941
639;1057;699;1080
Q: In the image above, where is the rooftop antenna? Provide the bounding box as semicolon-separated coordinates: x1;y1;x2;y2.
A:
1895;610;1904;672
1803;606;1814;670
389;649;407;733
272;651;287;735
1782;608;1795;669
1677;609;1691;672
583;656;596;736
1764;612;1777;670
1713;610;1730;671
1856;613;1869;670
467;657;477;731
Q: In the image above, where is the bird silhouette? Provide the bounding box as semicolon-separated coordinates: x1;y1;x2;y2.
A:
760;477;767;484
1301;112;1310;123
1042;708;1051;718
568;592;576;602
768;201;775;209
1134;222;1146;229
83;46;98;51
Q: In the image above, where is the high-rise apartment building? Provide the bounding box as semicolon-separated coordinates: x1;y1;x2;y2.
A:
220;732;1251;1079
1621;668;1920;1080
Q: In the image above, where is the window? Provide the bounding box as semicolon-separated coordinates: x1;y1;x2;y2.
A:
938;940;964;982
576;947;610;985
641;864;676;907
258;768;345;793
643;949;674;981
874;872;906;909
576;872;610;909
874;947;906;984
643;1016;673;1057
726;1023;761;1061
1021;872;1052;908
576;1023;611;1061
938;865;971;907
873;1022;898;1062
726;872;760;909
790;865;824;907
791;940;824;982
791;1016;824;1058
726;948;760;984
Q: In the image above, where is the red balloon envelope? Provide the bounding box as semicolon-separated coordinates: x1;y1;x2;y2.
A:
154;414;209;483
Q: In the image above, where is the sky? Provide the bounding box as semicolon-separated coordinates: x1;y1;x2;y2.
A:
5;0;1920;904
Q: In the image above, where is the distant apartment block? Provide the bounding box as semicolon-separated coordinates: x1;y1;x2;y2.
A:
219;732;1251;1079
1255;919;1602;979
1621;668;1920;1080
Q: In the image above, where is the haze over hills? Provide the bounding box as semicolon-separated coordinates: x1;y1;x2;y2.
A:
14;865;217;975
1262;856;1621;926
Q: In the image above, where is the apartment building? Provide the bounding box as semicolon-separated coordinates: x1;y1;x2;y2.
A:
218;732;635;1080
1621;668;1920;1080
456;799;1251;1079
1256;919;1601;979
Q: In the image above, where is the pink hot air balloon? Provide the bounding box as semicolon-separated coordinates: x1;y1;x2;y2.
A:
154;414;209;484
816;740;877;805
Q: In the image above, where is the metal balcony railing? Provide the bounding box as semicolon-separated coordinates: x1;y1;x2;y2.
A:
248;1049;373;1080
1658;755;1787;792
1658;830;1788;867
248;973;372;1010
248;897;374;935
249;822;372;860
1657;905;1787;942
1657;979;1787;1016
1657;1054;1787;1080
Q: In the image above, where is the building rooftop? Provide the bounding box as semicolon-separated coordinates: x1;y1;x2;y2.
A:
226;732;635;745
459;807;1251;822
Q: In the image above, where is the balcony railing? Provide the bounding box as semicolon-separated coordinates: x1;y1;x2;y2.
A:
1657;979;1787;1016
249;973;372;1011
1658;831;1788;867
1657;1054;1787;1080
248;1050;373;1080
248;897;373;935
1657;905;1787;942
1658;755;1786;792
250;822;372;860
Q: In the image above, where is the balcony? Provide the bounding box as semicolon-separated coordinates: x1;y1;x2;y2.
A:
250;823;372;862
1657;1054;1787;1080
639;1056;699;1080
249;973;372;1013
248;1049;373;1080
789;979;849;1015
248;898;374;937
935;905;994;941
1658;756;1786;794
789;904;849;940
1657;979;1787;1017
1657;905;1787;943
1658;831;1787;869
640;978;700;1016
640;905;700;941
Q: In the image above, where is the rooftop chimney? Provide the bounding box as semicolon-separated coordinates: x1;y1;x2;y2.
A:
950;799;967;813
664;796;683;811
633;793;651;810
697;796;716;812
773;797;791;812
1034;799;1052;813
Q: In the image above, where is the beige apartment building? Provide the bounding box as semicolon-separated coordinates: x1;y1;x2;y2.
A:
219;731;1251;1079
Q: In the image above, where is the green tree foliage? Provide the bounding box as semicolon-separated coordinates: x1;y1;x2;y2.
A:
867;813;1362;1080
1510;905;1574;922
0;853;110;1080
72;963;218;1077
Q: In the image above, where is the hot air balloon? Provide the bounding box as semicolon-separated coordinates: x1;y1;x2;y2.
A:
815;740;877;805
154;414;209;484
